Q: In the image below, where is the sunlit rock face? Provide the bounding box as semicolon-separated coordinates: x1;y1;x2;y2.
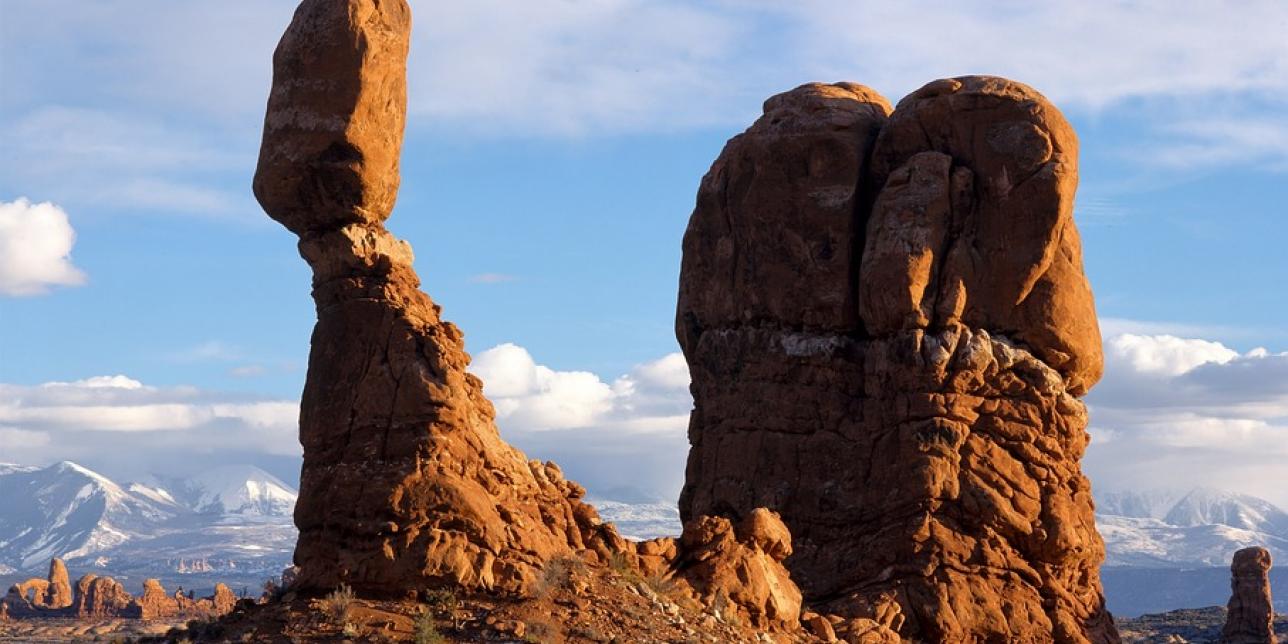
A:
253;0;625;597
677;76;1118;642
1223;547;1275;644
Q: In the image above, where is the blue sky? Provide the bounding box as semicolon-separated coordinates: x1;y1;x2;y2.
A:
2;1;1287;505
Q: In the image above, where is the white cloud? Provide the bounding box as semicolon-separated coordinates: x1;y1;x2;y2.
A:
470;343;693;500
1086;331;1288;507
0;427;50;449
409;0;746;135
0;376;300;467
471;343;691;433
773;1;1288;110
229;365;267;378
0;198;86;296
467;273;518;284
1106;334;1239;377
1;107;246;217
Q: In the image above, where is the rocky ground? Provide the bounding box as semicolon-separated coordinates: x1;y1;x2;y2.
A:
1116;607;1288;643
0;617;181;642
170;555;812;643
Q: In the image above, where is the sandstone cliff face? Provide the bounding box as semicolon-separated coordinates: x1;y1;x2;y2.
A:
678;77;1116;642
254;0;624;597
1222;547;1275;644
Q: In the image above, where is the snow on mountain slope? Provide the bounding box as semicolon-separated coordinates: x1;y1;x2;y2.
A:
175;465;297;518
0;461;183;569
586;497;680;541
0;462;299;578
1162;488;1288;534
0;463;38;476
1097;488;1288;567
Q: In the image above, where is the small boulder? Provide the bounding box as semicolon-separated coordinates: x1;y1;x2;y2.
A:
671;508;802;631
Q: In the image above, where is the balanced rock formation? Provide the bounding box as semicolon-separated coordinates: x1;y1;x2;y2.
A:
71;574;136;619
253;0;624;596
1222;547;1275;644
678;77;1116;642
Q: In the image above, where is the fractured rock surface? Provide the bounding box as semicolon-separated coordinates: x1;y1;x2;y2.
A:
678;77;1116;642
1222;546;1275;644
254;0;623;597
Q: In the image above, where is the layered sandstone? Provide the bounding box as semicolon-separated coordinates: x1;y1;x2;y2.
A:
678;77;1116;641
1222;547;1275;644
253;0;624;596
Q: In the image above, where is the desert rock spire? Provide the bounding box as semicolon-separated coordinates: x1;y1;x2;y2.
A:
253;0;623;595
677;77;1118;642
1222;546;1275;644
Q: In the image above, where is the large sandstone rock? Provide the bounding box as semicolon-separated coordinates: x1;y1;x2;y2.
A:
678;77;1117;642
139;578;179;620
864;76;1101;395
1222;547;1274;644
669;508;802;631
254;0;624;597
43;558;72;609
9;579;48;608
677;82;891;343
71;574;136;619
212;583;237;616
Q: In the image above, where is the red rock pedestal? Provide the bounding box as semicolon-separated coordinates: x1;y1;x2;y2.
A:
1222;547;1275;644
253;0;622;597
677;77;1117;642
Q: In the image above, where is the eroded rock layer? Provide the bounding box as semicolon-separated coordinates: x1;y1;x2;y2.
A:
678;77;1117;642
254;0;623;596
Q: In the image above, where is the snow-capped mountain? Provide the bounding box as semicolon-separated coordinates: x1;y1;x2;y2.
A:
0;462;297;580
160;465;297;518
1097;488;1288;567
0;461;184;570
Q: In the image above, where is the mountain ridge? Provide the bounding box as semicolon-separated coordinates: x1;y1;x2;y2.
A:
0;461;297;580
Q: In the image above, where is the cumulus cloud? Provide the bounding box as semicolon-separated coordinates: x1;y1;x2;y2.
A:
472;343;690;433
470;344;693;499
1085;330;1288;507
0;198;86;296
0;375;299;479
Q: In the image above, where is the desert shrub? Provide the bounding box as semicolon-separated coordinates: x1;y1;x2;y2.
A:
644;573;676;596
414;609;447;644
320;583;356;621
538;555;587;595
423;588;459;616
525;620;555;643
341;621;360;637
608;551;642;584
